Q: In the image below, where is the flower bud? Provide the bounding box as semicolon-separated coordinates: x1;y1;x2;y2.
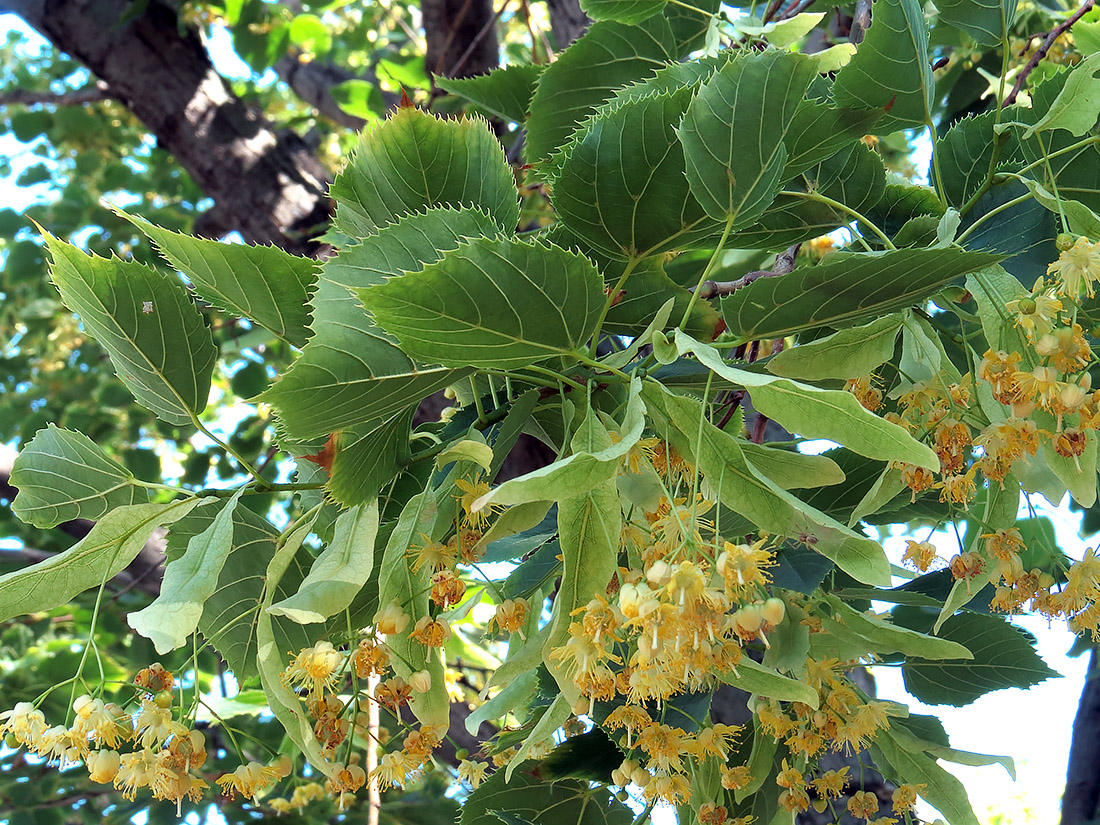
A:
762;597;786;626
374;602;410;636
408;670;432;694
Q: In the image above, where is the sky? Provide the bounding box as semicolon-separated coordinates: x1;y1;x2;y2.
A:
0;9;1094;825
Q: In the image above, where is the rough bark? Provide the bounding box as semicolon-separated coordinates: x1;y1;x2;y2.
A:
1063;646;1100;825
2;0;331;256
422;0;500;80
545;0;591;49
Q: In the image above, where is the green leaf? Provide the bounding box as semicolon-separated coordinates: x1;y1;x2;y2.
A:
874;729;981;825
581;0;667;23
721;248;1003;341
903;612;1058;706
937;112;1021;209
42;232;217;426
767;314;903;380
1043;429;1099;508
506;697;574;780
641;381;892;585
475;379;644;509
540;414;623;704
461;759;633;825
603;258;719;340
10;425;149;529
890;720;1016;779
552;87;717;258
742;442;846;490
288;12;331;53
437;64;545;122
1021;177;1100;239
933;0;1016;47
329;79;386;121
717;657;820;706
825;595;973;660
330;108;519;237
328;409;415;507
783;95;881;178
679;51;817;223
262;207;496;440
728;141;887;249
268;500;380;624
437;439;495;472
965;265;1027;354
676;331;940;470
465;670;540;735
122;212;319;348
359;237;604;368
833;0;933;131
1023;52;1100;138
127;489;245;654
255;511;338;778
0;498;209;624
377;491;449;729
165;503;317;682
525;18;676;170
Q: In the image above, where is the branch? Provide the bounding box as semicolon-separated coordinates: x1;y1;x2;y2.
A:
0;454;165;597
1004;0;1095;107
690;243;801;300
3;0;331;257
0;80;111;107
275;54;399;130
1062;646;1100;824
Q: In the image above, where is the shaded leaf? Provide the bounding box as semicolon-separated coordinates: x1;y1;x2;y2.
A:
679;51;816;223
903;611;1060;705
10;425;149;529
0;498;209;624
330;108;519;237
833;0;933;130
525;18;676;170
268;500;380;624
721;248;1003;341
437;64;545;122
262;207;496;440
43;232;216;427
359;237;604;368
128;490;245;653
123;213;318;348
552;87;717;258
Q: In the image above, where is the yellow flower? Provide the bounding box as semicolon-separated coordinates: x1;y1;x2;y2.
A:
455;476;498;530
1006;282;1062;338
282;641;346;698
216;760;283;801
848;789;881;819
372;751;408;791
1049;236;1100;298
86;748;122;784
892;782;926;813
811;766;850;799
458;759;488;788
902;539;937;572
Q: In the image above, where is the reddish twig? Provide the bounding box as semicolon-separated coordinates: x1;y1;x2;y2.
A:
1003;0;1095;107
690;243;801;300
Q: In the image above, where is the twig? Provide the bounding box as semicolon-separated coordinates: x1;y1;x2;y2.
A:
762;0;785;23
690;243;801;300
1003;0;1095;107
776;0;816;21
0;82;111;108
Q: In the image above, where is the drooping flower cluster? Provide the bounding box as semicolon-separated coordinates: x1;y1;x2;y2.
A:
0;664;291;813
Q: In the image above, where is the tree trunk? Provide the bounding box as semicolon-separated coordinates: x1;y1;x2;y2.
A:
1063;646;1100;825
545;0;590;49
2;0;331;256
422;0;500;80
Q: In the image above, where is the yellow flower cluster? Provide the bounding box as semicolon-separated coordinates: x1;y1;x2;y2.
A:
0;664;289;814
